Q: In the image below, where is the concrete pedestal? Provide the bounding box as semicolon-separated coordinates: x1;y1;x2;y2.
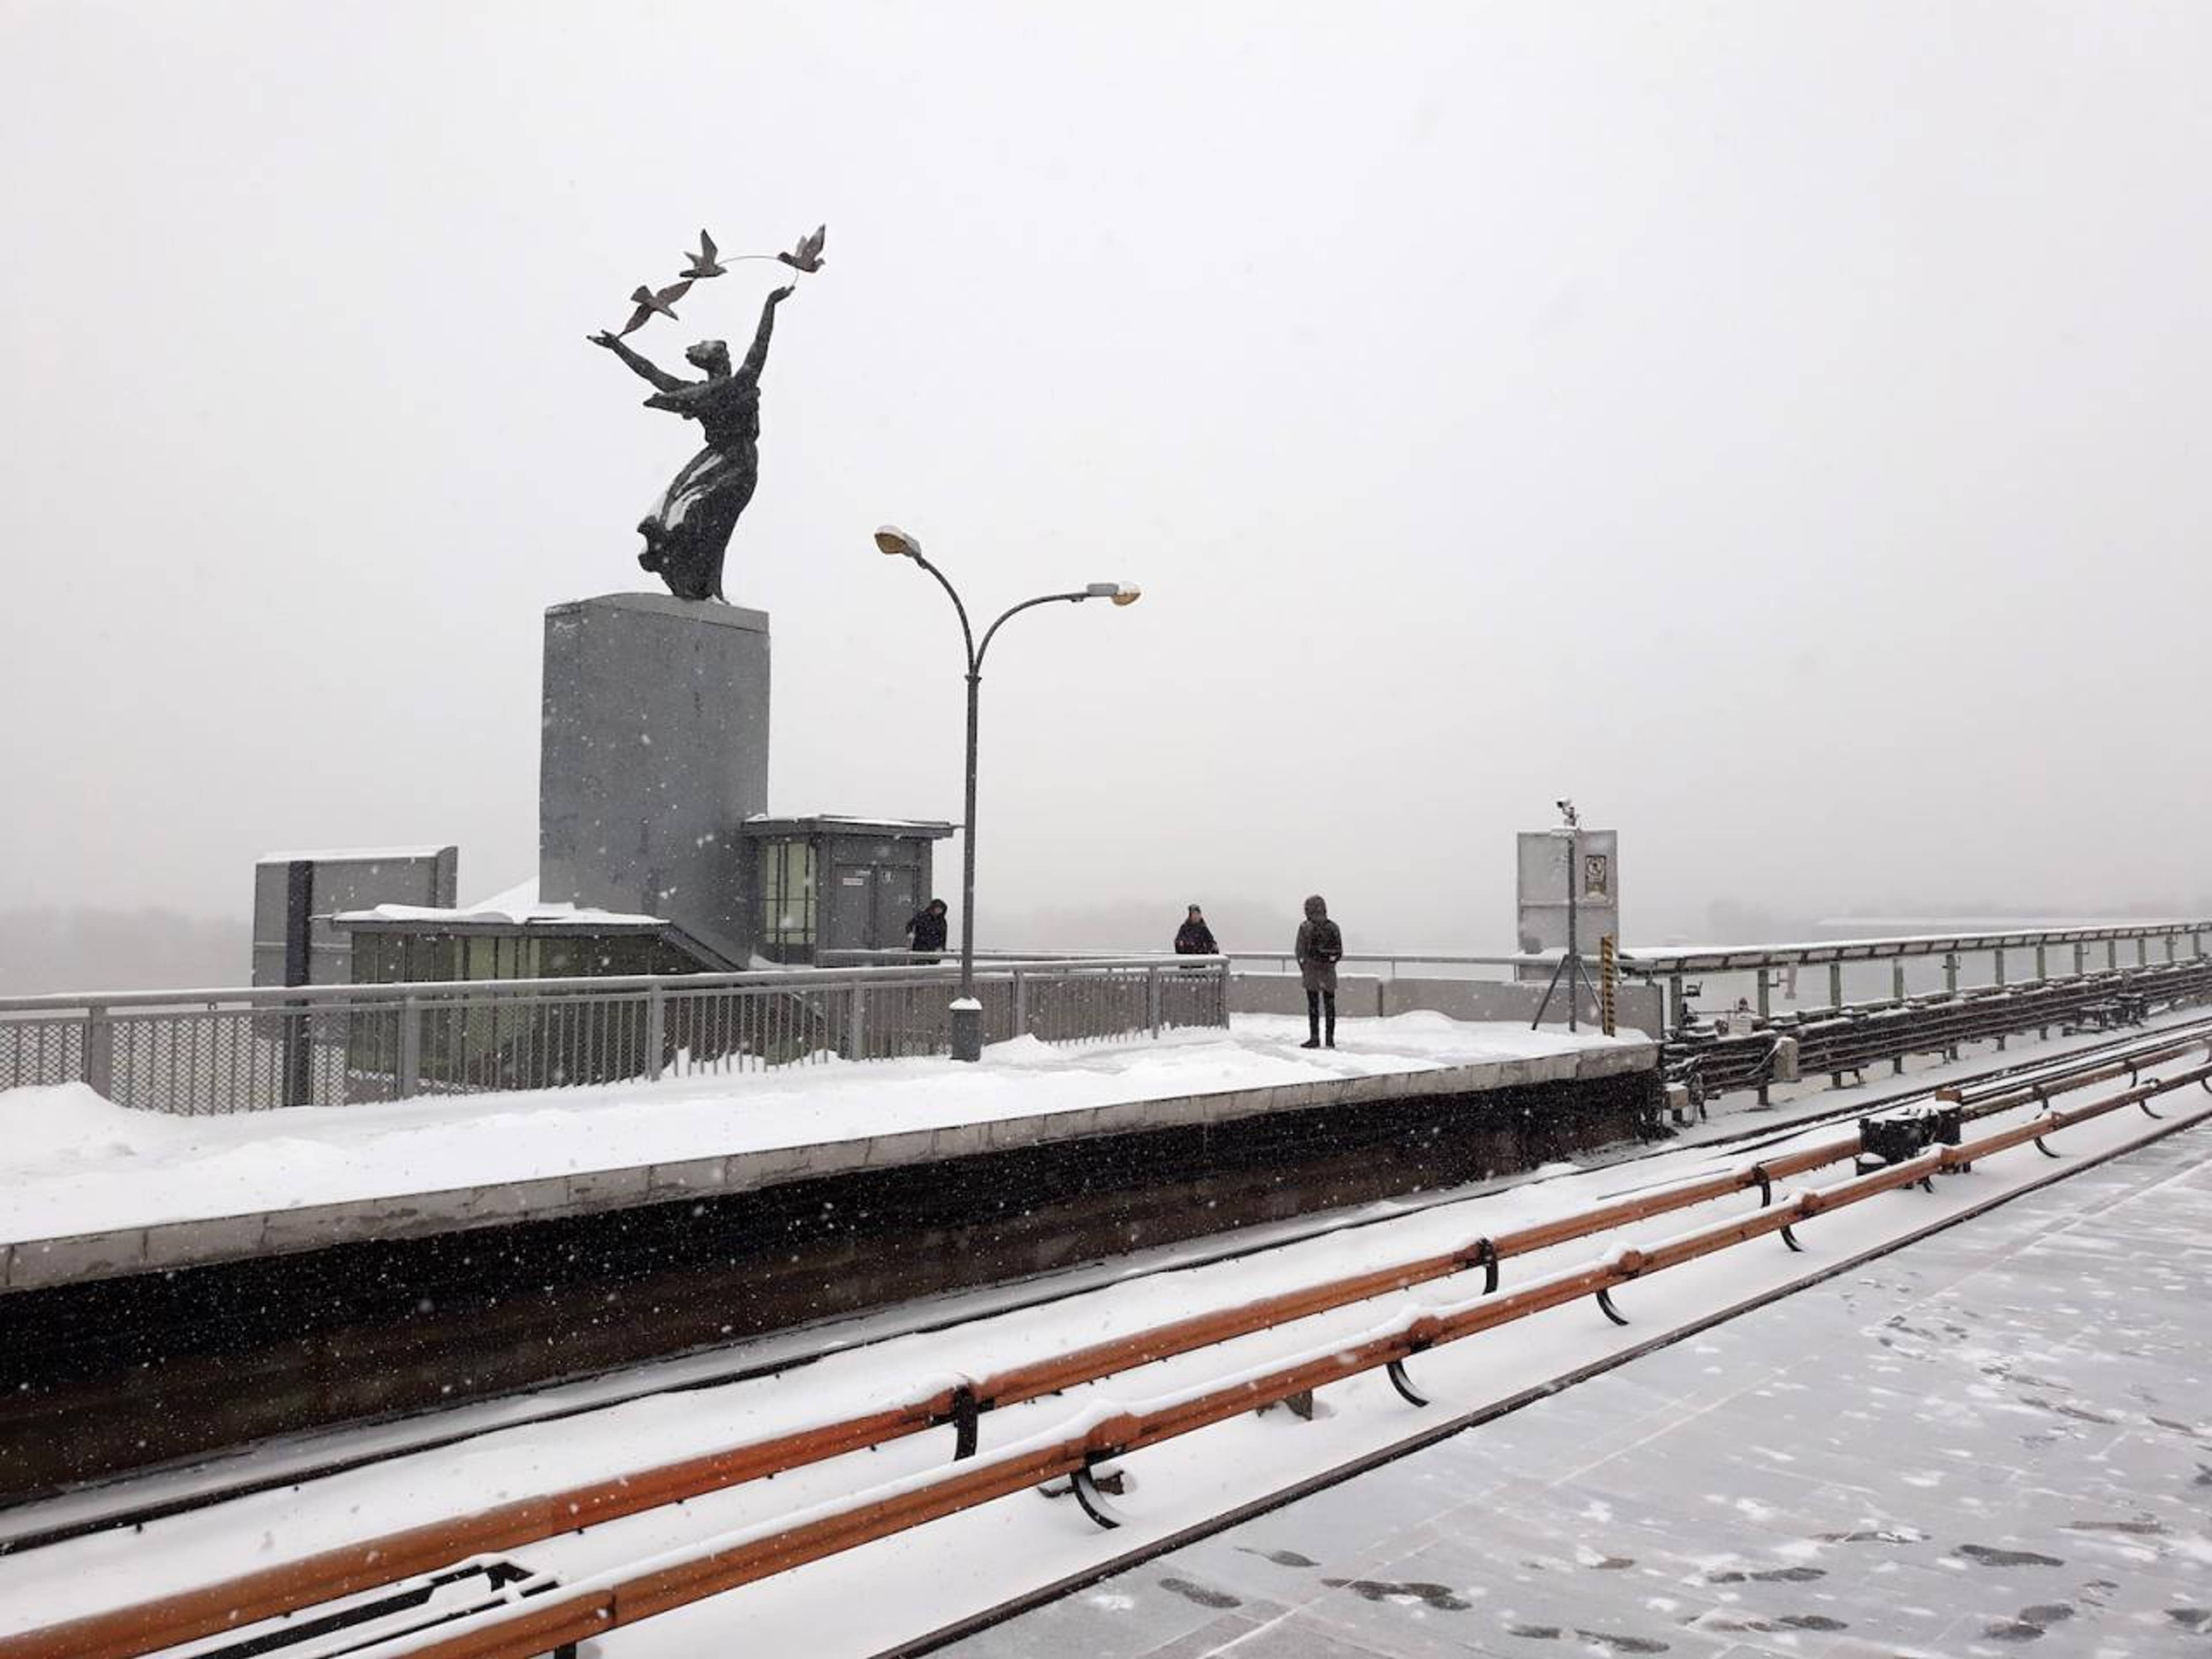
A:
540;593;768;965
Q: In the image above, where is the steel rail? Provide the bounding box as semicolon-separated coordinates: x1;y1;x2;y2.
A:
11;1037;2202;1659
273;1060;2212;1659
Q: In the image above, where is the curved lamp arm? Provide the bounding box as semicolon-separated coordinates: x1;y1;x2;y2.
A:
976;590;1098;673
906;551;979;675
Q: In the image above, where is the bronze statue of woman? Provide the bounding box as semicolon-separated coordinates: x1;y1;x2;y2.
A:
589;283;794;601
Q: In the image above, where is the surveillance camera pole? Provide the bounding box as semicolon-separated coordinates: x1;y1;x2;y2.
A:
1531;800;1602;1031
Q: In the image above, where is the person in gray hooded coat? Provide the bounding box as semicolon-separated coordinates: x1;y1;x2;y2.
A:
1294;893;1343;1048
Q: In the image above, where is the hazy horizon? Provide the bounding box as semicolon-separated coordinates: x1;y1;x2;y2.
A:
6;3;2210;958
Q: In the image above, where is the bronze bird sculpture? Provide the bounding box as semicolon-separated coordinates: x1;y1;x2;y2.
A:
777;224;827;274
618;278;695;337
681;230;726;280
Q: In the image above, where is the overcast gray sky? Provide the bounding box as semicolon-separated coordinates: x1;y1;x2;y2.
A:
3;1;2207;948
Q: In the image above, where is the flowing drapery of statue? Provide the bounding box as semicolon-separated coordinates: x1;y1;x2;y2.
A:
588;225;825;602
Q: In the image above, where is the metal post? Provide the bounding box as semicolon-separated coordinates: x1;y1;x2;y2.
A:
2035;944;2049;1039
1146;965;1162;1038
1012;967;1028;1037
84;1001;113;1097
2136;935;2148;967
1566;823;1579;1032
1756;968;1771;1022
1827;962;1843;1009
398;995;423;1098
2164;934;2176;963
949;669;984;1062
844;984;865;1061
2073;941;2086;978
1944;953;1960;994
1993;949;2006;1051
1891;961;1907;1073
2107;938;2118;972
1668;973;1685;1032
646;984;667;1078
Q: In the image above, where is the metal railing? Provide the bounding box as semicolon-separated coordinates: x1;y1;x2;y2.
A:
0;957;1230;1116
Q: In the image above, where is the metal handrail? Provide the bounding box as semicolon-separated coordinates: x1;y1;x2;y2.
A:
0;956;1228;1016
1615;922;2211;976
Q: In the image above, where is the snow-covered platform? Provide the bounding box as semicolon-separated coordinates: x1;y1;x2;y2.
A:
0;1014;1658;1296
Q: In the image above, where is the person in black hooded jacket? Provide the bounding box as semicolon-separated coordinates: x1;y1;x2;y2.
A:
1294;893;1343;1048
1174;904;1218;955
906;898;949;963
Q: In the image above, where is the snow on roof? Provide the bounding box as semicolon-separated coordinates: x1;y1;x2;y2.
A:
257;845;453;864
741;813;956;832
332;874;665;929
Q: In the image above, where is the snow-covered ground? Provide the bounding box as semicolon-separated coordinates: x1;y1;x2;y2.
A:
2;1069;2200;1653
0;1014;1642;1245
954;1125;2212;1659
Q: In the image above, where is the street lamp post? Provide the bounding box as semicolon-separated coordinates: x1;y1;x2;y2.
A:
874;525;1139;1061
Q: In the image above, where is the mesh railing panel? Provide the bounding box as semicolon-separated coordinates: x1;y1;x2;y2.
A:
0;963;1231;1115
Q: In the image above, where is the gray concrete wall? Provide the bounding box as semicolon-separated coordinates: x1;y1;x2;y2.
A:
540;594;768;966
1230;972;1664;1036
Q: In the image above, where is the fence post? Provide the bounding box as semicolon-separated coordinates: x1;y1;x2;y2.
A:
646;985;666;1080
1944;953;1960;995
847;984;866;1060
2035;944;2049;1039
2107;938;2119;972
1216;960;1230;1029
1667;974;1685;1032
2165;933;2176;964
1012;968;1028;1038
1828;962;1843;1009
1756;968;1771;1022
399;996;423;1099
1993;949;2006;1051
1599;937;1617;1037
2136;935;2149;968
83;1001;113;1097
1146;966;1162;1039
2074;941;2086;978
1890;961;1907;1073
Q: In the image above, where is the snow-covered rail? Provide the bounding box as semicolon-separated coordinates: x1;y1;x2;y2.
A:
8;1030;2208;1659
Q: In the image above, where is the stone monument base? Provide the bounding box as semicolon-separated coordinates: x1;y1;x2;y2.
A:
539;593;770;965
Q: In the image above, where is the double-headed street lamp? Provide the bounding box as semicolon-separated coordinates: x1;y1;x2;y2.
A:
875;524;1141;1062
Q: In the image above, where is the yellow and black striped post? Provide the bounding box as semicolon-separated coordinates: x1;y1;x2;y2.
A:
1599;935;1618;1036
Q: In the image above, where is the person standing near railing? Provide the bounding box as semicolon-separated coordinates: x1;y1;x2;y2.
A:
1296;893;1343;1049
1174;904;1218;956
905;898;949;965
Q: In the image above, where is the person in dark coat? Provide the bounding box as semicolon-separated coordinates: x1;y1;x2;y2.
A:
1295;893;1343;1048
906;898;949;963
1174;904;1218;956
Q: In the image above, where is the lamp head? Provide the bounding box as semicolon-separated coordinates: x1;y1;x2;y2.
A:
875;525;922;559
1084;582;1142;606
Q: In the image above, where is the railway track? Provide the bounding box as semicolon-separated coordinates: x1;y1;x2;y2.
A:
3;1020;2207;1659
10;1009;2204;1562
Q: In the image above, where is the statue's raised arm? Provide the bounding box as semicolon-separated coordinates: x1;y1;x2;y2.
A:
741;286;795;381
589;331;688;394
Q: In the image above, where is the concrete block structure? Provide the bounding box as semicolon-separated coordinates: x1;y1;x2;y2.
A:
540;593;772;968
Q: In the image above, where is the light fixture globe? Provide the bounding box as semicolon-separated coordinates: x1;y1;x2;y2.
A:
874;525;922;559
